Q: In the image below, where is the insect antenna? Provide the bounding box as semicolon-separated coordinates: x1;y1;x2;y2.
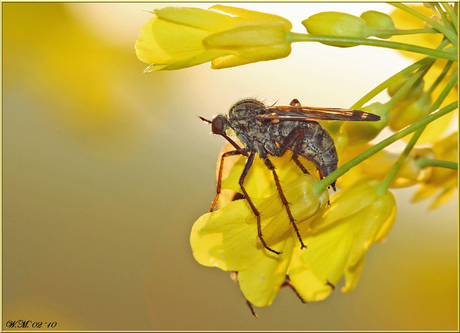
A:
198;116;212;124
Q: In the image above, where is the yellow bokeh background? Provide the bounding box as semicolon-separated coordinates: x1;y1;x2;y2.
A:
2;2;457;330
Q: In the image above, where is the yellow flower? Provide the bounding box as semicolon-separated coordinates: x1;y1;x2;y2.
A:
338;143;429;189
190;153;329;307
289;178;397;301
135;5;292;72
412;132;458;208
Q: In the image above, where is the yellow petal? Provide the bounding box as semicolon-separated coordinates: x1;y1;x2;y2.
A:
203;24;288;49
190;200;264;271
238;234;295;307
210;4;292;30
257;174;329;246
430;184;457;209
347;192;396;267
135;17;171;64
221;153;315;201
341;255;365;293
135;11;229;70
311;180;379;232
297;180;396;296
152;7;237;32
301;216;357;285
288;246;334;302
211;44;291;69
374;197;397;242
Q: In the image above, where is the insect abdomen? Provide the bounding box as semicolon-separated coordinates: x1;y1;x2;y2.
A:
299;122;338;179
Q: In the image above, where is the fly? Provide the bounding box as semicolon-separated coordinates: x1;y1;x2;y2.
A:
200;98;380;254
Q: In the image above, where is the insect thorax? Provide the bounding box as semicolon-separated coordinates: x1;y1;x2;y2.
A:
228;99;271;150
227;98;338;179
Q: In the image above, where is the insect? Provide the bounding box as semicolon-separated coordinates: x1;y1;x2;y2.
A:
200;98;380;254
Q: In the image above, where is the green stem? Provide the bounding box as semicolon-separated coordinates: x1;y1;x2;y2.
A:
375;69;458;195
351;38;452;110
433;3;455;31
441;2;458;32
425;60;454;96
375;27;438;36
388;3;458;47
312;101;458;196
416;157;458;170
351;58;434;109
384;63;431;109
287;33;458;61
375;128;424;196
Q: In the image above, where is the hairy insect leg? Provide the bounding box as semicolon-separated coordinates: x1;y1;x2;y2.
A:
281;276;307;304
262;155;307;250
210;149;242;212
273;124;311;176
289;128;312;175
245;300;258;318
287;99;316;174
326;281;336;290
230;272;258;318
239;152;282;255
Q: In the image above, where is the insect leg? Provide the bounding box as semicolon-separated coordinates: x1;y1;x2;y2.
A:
284;127;311;175
281;276;307;304
326;281;335;290
230;272;258;318
210;149;242;212
262;155;307;250
240;152;282;255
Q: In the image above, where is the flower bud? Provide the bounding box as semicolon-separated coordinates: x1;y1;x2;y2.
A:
360;10;395;38
389;94;431;132
341;102;390;146
302;12;367;47
360;10;395;29
387;73;425;100
203;24;288;49
136;5;293;71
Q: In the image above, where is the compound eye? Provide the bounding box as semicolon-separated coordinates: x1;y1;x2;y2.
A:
211;116;224;134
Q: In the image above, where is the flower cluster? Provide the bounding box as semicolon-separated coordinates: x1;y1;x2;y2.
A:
191;142;397;309
136;3;458;314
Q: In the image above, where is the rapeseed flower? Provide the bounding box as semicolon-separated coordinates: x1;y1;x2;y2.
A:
412;132;458;208
290;178;396;299
190;153;329;307
135;5;292;71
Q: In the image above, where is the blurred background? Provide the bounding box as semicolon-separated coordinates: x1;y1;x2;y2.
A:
2;2;457;330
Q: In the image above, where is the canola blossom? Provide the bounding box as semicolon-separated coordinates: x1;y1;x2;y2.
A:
135;3;457;315
190;154;329;307
135;5;292;71
290;178;396;300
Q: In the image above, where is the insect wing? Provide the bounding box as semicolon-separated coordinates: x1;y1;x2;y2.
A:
259;106;381;122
